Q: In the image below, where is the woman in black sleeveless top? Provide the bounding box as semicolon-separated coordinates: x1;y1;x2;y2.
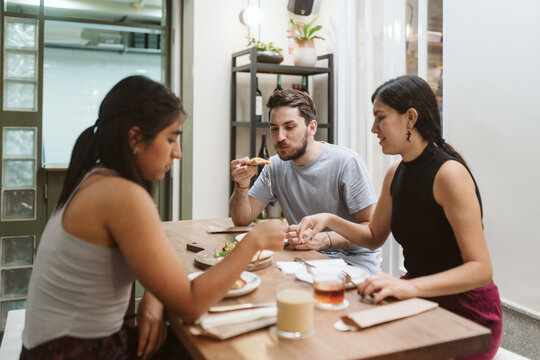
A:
297;75;501;360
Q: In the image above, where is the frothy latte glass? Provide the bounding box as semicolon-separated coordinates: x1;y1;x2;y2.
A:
273;282;314;339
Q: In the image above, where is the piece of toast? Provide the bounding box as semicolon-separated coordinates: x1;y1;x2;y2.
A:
246;157;271;166
250;250;273;263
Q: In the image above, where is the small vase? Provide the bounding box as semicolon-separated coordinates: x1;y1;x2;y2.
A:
293;39;317;67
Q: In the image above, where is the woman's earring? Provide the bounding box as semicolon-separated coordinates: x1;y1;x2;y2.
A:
132;148;137;155
406;130;412;142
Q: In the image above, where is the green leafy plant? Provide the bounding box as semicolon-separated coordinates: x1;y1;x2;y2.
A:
246;37;283;53
288;16;325;41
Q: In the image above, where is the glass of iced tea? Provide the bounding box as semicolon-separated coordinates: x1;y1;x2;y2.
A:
274;282;315;339
313;268;346;310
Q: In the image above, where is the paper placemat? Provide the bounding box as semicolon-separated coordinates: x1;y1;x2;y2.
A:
342;298;438;329
191;307;277;340
276;258;347;275
190;317;276;340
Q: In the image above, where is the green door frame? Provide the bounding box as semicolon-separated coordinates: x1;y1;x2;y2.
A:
179;0;193;220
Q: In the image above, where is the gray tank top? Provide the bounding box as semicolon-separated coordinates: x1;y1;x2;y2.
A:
22;168;136;349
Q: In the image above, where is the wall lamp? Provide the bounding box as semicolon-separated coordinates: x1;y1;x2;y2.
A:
239;4;264;27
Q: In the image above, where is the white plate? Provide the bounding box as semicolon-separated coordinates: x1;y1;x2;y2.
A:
294;265;368;289
235;232;248;242
235;232;288;243
188;271;261;298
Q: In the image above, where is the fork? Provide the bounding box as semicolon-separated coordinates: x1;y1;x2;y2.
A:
340;271;381;304
293;257;315;274
340;271;358;287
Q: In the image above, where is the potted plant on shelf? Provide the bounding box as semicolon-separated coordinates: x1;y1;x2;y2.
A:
247;37;284;64
288;16;325;67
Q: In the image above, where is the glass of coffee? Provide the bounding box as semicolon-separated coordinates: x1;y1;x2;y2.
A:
312;268;346;310
274;282;315;339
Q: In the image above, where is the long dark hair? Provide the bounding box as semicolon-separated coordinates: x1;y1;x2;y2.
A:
57;76;184;210
371;75;483;211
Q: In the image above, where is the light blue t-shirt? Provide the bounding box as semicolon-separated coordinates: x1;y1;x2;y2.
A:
249;142;381;273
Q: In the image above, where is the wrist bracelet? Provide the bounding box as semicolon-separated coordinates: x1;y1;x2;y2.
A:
326;232;333;249
236;182;249;190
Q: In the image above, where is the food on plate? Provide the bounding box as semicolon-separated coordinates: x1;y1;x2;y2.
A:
213;241;273;263
246;157;272;166
232;277;247;290
251;250;273;263
214;241;238;258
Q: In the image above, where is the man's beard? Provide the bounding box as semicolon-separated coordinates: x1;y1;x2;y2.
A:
276;131;309;161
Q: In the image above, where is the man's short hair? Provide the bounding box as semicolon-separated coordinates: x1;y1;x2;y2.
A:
266;89;316;125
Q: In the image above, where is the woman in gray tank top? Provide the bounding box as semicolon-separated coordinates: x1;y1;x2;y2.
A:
21;76;287;360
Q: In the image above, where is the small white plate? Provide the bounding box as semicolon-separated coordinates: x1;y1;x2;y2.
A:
188;271;261;298
294;266;368;289
235;232;248;242
334;318;359;332
316;299;350;311
235;232;288;243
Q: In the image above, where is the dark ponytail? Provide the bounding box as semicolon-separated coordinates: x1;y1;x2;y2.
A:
56;76;184;210
56;125;99;209
371;75;483;213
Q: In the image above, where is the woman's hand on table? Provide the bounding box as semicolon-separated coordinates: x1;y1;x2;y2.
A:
137;291;168;360
248;219;287;251
286;224;328;250
357;272;418;304
296;213;333;245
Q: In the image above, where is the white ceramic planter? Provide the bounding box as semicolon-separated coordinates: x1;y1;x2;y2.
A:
293;39;317;67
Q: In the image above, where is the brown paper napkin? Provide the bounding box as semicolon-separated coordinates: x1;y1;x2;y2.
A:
190;307;276;340
342;298;438;329
207;225;254;234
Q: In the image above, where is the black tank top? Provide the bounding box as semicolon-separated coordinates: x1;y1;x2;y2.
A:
390;143;481;278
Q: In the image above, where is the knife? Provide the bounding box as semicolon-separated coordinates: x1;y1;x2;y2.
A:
208;302;276;313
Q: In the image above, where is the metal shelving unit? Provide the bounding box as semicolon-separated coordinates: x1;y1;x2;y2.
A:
230;47;334;193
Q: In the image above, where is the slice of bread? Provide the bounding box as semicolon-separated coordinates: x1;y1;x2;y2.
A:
251;250;273;263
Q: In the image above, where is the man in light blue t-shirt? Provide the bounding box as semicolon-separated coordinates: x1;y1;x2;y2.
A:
229;89;380;273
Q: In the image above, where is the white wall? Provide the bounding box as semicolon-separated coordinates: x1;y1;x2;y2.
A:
191;0;245;219
445;0;540;312
190;0;340;219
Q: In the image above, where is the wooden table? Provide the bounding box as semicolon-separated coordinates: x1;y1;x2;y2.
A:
163;218;492;360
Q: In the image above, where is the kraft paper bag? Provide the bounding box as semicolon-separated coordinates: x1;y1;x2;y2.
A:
342;298;438;329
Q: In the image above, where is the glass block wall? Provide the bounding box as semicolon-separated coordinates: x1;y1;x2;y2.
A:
0;236;34;329
3;17;38;111
2;128;37;221
1;17;39;329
